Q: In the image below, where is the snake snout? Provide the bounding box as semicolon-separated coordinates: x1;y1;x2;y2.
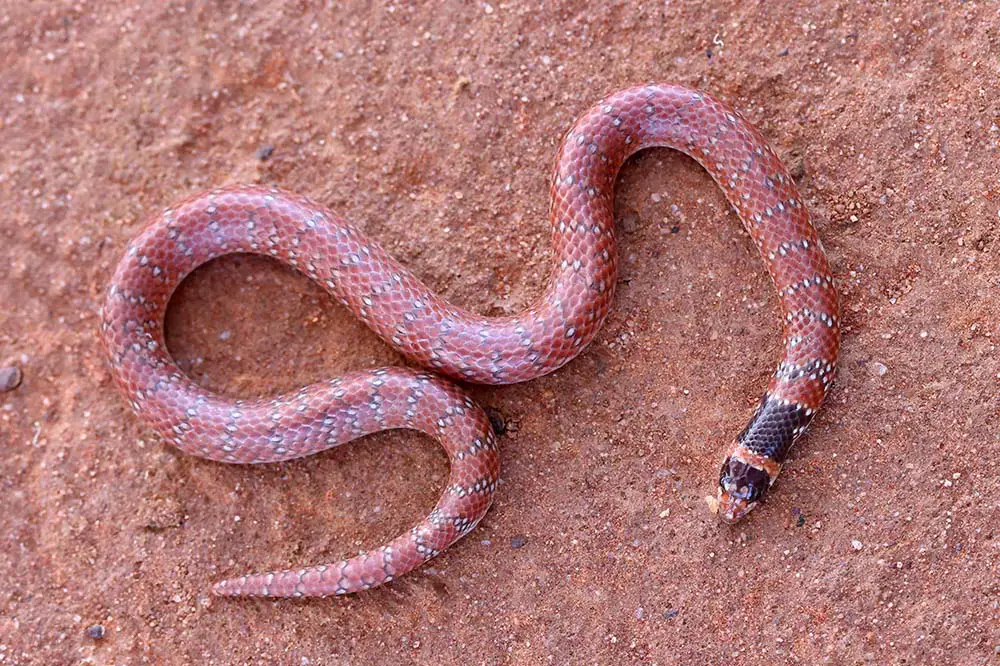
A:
712;488;758;524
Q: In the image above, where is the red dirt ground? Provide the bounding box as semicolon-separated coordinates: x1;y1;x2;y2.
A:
2;1;999;664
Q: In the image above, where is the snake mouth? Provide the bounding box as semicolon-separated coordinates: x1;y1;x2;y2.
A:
708;489;759;524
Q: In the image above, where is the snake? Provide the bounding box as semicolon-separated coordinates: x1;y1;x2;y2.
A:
101;83;840;598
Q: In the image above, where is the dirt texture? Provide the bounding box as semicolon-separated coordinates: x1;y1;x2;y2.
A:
2;1;999;664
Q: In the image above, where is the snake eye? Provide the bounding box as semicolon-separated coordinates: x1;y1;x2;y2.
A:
719;457;772;503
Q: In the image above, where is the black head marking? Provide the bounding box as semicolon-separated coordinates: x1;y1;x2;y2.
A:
719;457;772;504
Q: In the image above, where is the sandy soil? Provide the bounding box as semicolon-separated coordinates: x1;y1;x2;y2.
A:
2;1;999;664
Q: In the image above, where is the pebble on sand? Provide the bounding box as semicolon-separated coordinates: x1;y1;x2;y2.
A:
0;366;22;392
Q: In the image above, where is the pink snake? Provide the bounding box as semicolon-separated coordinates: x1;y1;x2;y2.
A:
101;83;840;598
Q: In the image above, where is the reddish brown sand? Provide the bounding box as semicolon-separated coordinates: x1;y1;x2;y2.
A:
2;2;998;664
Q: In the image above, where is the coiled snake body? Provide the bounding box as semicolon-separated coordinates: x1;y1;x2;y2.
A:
101;84;840;598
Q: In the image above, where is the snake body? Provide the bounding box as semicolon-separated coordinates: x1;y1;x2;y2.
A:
101;84;840;598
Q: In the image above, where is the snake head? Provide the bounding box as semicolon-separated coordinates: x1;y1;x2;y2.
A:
709;455;776;524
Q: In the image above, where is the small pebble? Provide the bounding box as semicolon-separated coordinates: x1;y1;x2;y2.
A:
0;366;22;392
619;209;639;234
219;330;232;341
662;609;680;619
86;624;105;640
871;361;888;377
484;407;507;437
851;539;864;551
510;535;527;549
788;153;807;181
255;145;274;161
